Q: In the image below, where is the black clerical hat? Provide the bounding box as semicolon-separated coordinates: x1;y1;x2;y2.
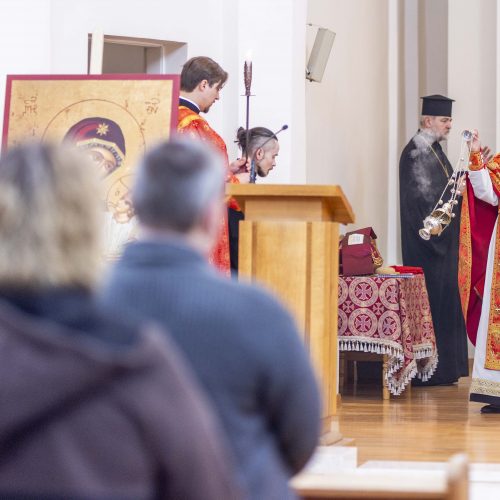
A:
421;94;454;117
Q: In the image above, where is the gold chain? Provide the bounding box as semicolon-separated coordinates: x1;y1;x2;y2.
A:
419;135;450;179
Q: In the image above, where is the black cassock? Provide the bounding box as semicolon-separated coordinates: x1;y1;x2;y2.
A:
399;132;468;385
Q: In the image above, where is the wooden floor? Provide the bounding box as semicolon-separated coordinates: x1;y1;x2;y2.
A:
338;374;500;464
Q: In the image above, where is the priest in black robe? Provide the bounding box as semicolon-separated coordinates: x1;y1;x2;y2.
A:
399;94;468;385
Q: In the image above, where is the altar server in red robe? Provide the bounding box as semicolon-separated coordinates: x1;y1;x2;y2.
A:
177;56;247;275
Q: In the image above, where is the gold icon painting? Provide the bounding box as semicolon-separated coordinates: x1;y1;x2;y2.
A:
2;75;180;260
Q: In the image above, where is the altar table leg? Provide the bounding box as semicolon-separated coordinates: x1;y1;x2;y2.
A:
382;354;390;400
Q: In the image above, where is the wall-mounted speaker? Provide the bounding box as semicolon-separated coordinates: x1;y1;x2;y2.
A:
306;27;335;83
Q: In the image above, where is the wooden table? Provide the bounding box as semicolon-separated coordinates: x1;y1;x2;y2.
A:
338;274;438;398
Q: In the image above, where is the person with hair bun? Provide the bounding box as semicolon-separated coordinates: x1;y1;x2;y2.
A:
236;126;280;179
229;126;280;274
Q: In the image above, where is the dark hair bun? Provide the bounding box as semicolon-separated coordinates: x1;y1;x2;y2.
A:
236;127;247;149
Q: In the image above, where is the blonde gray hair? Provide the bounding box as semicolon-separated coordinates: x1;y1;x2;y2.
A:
0;143;103;288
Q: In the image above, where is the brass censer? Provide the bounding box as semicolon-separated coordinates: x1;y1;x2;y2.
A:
418;130;472;240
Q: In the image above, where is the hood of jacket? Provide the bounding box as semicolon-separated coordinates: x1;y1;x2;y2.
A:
0;296;160;446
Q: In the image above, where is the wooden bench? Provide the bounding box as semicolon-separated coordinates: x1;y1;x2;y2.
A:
291;453;468;500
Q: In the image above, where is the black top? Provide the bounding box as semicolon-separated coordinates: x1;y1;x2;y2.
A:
179;97;200;114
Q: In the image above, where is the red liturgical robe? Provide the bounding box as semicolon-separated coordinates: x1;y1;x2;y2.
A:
177;105;239;276
459;153;500;363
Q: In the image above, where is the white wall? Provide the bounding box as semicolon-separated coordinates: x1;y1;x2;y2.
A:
419;0;448;98
0;0;307;185
0;0;227;135
237;0;307;184
305;0;390;257
448;0;497;160
0;0;52;140
49;0;228;137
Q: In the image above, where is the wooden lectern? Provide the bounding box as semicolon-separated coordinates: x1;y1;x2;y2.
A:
227;184;354;435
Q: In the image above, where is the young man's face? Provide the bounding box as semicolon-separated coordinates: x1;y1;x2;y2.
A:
427;116;452;141
201;81;223;113
257;140;279;177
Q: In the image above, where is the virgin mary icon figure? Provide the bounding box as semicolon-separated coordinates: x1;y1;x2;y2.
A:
64;116;126;178
64;117;137;260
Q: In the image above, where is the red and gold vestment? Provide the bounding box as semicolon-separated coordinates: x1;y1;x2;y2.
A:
459;152;500;368
177;105;239;276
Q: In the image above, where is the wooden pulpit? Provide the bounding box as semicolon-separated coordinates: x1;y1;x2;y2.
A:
227;184;355;435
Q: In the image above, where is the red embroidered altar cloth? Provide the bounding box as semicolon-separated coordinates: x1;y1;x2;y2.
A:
338;274;438;395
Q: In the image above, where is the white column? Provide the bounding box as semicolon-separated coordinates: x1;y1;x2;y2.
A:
88;28;104;75
404;0;419;141
386;0;401;265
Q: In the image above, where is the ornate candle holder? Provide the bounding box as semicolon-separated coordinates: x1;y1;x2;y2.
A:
243;56;256;183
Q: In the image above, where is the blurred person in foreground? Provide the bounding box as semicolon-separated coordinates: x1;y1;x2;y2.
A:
0;143;242;500
100;139;321;500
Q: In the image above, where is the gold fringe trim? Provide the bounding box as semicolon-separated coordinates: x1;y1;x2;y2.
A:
485;218;500;370
470;377;500;397
458;189;471;319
